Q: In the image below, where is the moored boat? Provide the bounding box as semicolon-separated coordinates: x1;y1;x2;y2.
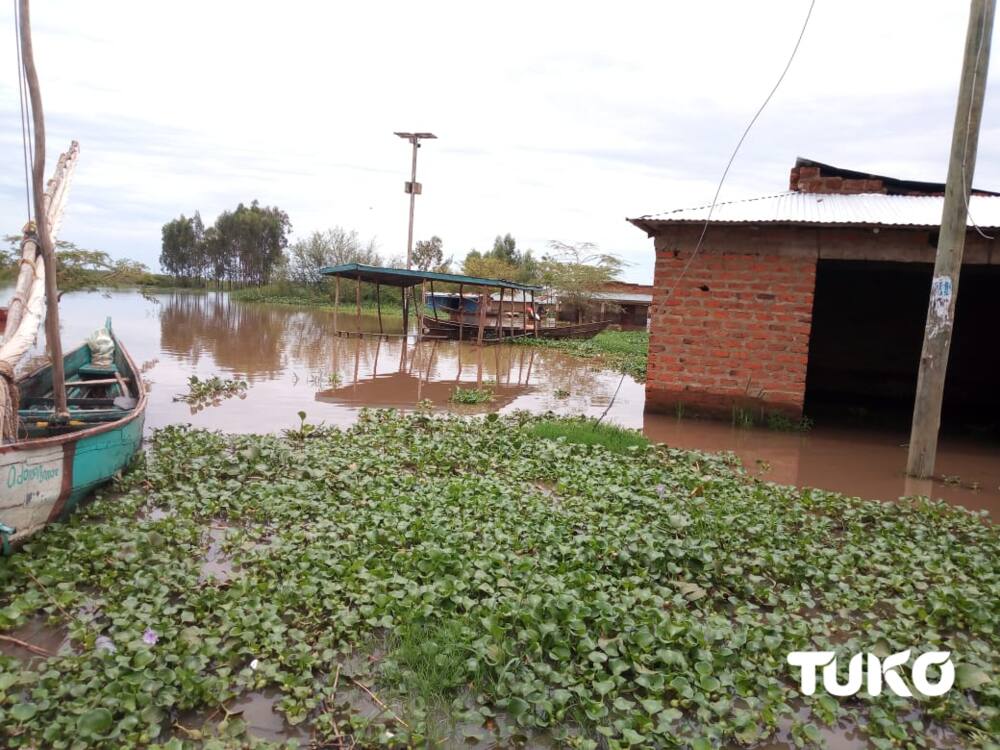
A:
0;322;146;551
420;315;611;341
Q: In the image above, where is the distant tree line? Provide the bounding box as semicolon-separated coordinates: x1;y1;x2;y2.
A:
160;206;625;319
160;201;290;287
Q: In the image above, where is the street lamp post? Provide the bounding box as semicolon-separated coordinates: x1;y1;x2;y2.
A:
394;131;436;331
394;131;436;270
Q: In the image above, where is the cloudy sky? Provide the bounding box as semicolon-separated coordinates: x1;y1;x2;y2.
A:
0;1;997;283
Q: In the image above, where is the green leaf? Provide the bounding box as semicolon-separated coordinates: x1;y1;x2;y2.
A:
955;664;990;690
506;697;529;717
77;707;113;736
594;679;615;696
639;697;663;714
11;702;37;722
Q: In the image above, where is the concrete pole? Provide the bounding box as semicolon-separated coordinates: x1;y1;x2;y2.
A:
907;0;995;478
406;137;418;270
403;138;418;328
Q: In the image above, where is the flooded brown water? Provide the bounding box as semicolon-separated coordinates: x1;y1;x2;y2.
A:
25;289;999;517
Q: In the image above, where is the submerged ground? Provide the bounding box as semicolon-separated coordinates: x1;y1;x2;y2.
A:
0;411;997;749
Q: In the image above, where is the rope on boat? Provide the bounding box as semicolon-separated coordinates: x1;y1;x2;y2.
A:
0;361;20;443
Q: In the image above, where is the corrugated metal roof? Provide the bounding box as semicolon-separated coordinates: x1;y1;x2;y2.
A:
318;263;543;291
629;192;1000;231
592;291;653;304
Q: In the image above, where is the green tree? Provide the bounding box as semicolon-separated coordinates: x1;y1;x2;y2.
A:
542;241;625;322
211;201;291;287
284;227;380;286
412;236;451;272
3;235;151;294
160;214;201;282
491;233;518;264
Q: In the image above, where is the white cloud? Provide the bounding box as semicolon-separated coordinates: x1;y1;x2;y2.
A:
0;0;995;283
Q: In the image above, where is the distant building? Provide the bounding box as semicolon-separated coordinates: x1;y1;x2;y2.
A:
591;282;653;329
628;157;1000;428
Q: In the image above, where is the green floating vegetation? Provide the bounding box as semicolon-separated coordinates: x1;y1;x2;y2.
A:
524;417;650;454
449;386;494;404
0;411;996;749
514;330;649;382
172;374;248;408
230;285;403;318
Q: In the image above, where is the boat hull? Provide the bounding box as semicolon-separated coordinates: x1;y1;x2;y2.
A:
420;315;611;341
0;412;144;544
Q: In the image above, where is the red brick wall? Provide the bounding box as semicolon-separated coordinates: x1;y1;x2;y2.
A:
647;231;816;418
789;165;886;194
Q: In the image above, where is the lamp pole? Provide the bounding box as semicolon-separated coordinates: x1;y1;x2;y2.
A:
394;131;436;330
394;131;436;270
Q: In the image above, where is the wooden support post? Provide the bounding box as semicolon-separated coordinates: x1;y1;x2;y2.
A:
458;283;464;343
402;285;410;338
376;281;383;334
334;277;340;334
355;274;361;336
493;287;501;339
531;291;538;336
476;291;486;345
429;279;439;320
907;0;995;478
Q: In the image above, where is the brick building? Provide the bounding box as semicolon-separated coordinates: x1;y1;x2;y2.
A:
629;158;1000;428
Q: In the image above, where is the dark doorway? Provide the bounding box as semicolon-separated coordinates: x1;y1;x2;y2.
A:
804;259;1000;436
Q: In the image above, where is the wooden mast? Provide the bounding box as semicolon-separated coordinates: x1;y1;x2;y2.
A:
19;0;67;418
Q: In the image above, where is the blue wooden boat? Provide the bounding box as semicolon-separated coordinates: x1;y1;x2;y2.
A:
0;320;146;552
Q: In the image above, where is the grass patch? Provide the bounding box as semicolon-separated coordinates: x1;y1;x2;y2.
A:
730;406;814;432
381;619;473;709
513;330;648;381
525;417;650;453
230;284;403;317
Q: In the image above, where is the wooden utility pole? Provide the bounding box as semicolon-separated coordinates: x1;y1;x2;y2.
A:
19;0;68;418
907;0;995;478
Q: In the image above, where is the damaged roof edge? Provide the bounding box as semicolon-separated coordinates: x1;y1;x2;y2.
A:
627;192;1000;232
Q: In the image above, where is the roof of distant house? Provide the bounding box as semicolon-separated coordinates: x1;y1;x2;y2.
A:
592;291;653;304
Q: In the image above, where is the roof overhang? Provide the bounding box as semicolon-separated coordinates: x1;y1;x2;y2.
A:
318;263;543;292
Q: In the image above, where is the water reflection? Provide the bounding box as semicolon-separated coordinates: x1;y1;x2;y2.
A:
20;288;998;516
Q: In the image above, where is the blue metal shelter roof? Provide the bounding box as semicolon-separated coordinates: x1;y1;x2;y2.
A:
318;263;542;292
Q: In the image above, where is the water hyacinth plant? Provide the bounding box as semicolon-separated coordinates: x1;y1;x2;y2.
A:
173;374;248;409
449;386;494;405
0;410;995;748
